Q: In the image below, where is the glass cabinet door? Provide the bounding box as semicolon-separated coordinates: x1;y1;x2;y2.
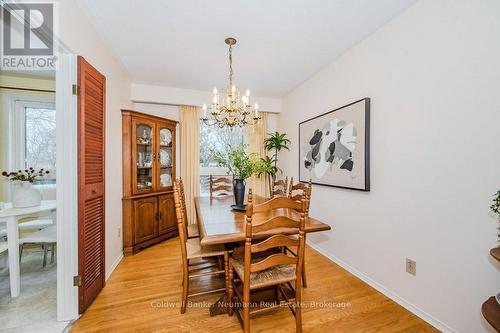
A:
157;125;173;190
133;119;156;194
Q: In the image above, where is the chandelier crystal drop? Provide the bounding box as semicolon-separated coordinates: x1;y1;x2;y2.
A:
201;37;261;128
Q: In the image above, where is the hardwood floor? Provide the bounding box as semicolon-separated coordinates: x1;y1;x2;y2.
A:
71;238;438;333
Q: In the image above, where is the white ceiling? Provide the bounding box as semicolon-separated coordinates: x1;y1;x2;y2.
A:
77;0;417;97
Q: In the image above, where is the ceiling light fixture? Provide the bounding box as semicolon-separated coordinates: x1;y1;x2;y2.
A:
201;37;261;128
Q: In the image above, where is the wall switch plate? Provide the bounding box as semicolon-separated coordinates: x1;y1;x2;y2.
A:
406;258;416;275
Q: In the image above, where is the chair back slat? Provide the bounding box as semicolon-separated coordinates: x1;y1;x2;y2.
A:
251;234;299;254
251;216;300;234
252;195;302;213
211;177;232;184
211;185;232;193
250;253;298;273
209;175;233;198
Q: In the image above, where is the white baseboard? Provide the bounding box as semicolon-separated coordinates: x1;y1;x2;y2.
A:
105;253;124;281
306;241;457;333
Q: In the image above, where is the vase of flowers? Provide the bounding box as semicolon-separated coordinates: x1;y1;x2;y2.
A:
2;168;50;208
211;145;261;209
491;189;500;244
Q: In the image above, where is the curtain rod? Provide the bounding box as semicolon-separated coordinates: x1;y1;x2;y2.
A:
0;85;55;93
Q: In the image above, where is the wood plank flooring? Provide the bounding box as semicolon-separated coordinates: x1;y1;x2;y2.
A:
71;238;438;333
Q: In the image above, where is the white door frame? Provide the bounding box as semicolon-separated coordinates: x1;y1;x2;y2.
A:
55;52;79;321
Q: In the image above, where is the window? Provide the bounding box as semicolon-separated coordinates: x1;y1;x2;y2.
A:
199;120;246;195
25;107;56;182
4;93;56;184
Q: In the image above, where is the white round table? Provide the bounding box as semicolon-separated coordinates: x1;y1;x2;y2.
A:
0;200;57;298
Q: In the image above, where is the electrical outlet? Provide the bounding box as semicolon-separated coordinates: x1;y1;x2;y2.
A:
406;258;416;275
118;227;121;238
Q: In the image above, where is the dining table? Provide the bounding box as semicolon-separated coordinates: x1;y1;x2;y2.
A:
0;200;57;298
194;194;332;315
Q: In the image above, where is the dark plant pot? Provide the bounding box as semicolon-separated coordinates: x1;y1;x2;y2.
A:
233;178;246;208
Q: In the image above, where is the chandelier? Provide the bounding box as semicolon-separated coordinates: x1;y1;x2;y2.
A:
201;37;261;128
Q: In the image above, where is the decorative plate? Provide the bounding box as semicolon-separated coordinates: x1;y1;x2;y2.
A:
161;130;172;146
160;149;171;167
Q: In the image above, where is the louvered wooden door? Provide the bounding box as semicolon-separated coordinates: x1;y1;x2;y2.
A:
77;56;106;314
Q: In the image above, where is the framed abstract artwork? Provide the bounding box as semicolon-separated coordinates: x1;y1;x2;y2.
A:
299;98;370;191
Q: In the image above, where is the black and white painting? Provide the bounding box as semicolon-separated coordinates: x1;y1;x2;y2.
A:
299;98;370;191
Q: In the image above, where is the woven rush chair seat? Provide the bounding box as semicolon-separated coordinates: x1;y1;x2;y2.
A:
232;258;296;289
186;238;226;259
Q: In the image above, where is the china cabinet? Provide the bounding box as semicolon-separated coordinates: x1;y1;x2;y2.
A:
122;110;178;255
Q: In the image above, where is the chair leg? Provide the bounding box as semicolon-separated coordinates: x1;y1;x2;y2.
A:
243;283;251;333
19;244;24;263
243;302;250;333
227;257;234;317
43;244;48;268
301;256;307;288
295;280;303;333
181;259;189;314
302;235;308;288
50;244;56;263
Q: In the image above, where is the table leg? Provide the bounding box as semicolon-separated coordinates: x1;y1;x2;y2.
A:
6;216;20;298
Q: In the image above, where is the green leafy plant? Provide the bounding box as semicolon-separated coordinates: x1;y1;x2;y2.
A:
491;190;500;242
210;144;260;180
2;168;50;183
255;156;278;195
263;132;291;193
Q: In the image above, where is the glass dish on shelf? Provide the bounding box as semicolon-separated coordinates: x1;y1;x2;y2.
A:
160;129;172;146
160;149;171;168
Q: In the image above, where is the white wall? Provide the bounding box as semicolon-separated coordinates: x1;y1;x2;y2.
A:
278;0;500;332
59;0;133;278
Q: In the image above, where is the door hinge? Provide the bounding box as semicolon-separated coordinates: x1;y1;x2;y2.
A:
73;275;82;287
72;84;80;95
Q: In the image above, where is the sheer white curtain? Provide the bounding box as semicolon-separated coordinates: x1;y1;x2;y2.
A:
180;105;200;224
247;112;269;198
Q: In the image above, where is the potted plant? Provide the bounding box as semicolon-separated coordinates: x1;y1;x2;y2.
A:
491;189;500;244
210;145;260;209
2;168;50;208
263;132;291;194
255;155;278;199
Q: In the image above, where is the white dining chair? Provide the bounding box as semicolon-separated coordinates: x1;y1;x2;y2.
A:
18;184;57;232
19;225;57;267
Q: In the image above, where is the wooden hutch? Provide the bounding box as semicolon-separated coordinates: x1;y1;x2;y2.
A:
122;110;178;255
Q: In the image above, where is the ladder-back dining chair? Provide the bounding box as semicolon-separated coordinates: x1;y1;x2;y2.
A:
287;178;312;287
178;179;199;239
271;176;288;198
173;180;229;314
228;189;307;333
209;175;233;199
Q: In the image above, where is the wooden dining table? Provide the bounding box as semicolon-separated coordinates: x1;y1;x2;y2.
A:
194;194;332;315
195;195;331;246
